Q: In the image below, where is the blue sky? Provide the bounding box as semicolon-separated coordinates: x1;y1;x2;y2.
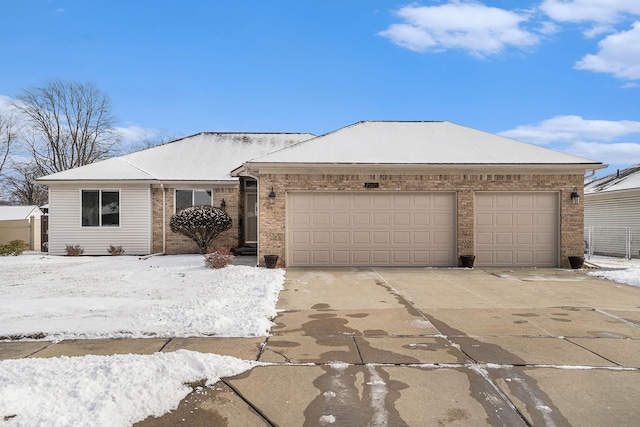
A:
1;0;640;177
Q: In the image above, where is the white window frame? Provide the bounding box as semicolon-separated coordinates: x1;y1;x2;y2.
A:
80;188;121;228
174;189;213;213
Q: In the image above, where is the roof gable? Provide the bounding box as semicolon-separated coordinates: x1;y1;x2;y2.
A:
0;206;43;221
247;121;602;166
37;132;315;182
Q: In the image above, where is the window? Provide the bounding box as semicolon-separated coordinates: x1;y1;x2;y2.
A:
82;190;120;227
175;189;213;211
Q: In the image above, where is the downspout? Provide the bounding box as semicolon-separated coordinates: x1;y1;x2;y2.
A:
256;178;261;267
162;183;166;254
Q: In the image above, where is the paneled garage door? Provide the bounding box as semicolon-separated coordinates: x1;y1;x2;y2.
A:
475;192;559;267
287;192;456;266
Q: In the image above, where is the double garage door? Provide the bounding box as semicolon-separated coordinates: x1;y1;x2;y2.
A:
286;191;559;267
287;192;456;267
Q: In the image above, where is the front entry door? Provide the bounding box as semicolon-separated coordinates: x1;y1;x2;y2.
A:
245;192;258;243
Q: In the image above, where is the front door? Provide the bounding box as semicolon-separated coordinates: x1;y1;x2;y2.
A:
245;192;258;243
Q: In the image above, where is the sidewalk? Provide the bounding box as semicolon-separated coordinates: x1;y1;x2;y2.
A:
2;267;640;426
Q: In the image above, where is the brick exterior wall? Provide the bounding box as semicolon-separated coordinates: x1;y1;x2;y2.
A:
151;186;241;254
257;171;584;268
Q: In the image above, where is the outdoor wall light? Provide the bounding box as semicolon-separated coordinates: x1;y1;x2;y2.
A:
570;188;580;205
220;198;226;211
268;187;277;205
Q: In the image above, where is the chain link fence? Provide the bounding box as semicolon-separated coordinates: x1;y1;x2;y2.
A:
584;226;640;259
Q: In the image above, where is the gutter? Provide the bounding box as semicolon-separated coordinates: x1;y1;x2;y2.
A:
161;183;166;255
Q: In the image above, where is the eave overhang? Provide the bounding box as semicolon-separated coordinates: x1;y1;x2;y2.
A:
36;178;239;188
240;162;605;176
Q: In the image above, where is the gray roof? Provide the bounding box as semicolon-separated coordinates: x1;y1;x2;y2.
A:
37;132;315;183
247;121;603;167
585;164;640;194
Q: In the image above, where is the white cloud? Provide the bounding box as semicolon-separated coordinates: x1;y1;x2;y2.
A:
537;21;561;36
582;24;615;39
499;115;640;145
540;0;640;24
500;115;640;167
379;1;539;57
0;95;18;114
574;22;640;79
114;125;160;145
565;140;640;165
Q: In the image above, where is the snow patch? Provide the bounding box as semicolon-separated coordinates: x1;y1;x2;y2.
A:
328;362;350;371
0;350;256;426
319;414;336;425
366;365;389;427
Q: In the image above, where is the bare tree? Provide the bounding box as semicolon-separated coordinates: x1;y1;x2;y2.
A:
3;161;48;205
12;80;120;175
126;130;181;153
0;111;18;176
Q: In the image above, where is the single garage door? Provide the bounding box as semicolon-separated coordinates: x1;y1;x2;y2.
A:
475;192;559;267
287;192;456;266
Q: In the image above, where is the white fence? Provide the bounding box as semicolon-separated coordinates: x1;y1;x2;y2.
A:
584;226;640;259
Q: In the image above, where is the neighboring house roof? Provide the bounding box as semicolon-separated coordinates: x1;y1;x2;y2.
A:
0;206;43;221
585;164;640;195
244;121;603;167
36;132;315;183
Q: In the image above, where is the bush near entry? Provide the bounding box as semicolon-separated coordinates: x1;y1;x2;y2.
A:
170;206;232;254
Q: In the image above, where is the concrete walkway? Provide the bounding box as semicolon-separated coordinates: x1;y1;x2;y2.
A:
2;267;640;426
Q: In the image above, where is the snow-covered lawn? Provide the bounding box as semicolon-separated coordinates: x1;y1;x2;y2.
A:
0;253;284;340
2;253;640;426
0;253;282;426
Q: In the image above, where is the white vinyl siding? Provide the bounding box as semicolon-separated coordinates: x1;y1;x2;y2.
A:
48;185;151;255
585;194;640;228
585;193;640;258
286;192;456;267
475;192;559;267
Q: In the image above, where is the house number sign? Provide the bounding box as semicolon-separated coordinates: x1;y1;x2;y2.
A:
364;182;380;188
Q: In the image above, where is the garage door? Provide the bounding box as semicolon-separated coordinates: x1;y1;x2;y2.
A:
287;192;456;266
475;192;558;267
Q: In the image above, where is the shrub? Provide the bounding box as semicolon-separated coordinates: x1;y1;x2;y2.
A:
107;245;125;256
0;240;29;256
203;246;234;269
65;244;84;256
170;206;232;254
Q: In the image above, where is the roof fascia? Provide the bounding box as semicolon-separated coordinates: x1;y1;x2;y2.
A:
230;164;258;178
153;180;238;188
246;163;605;175
36;179;158;186
37;179;239;187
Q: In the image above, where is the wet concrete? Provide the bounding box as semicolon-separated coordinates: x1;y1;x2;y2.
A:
4;267;640;426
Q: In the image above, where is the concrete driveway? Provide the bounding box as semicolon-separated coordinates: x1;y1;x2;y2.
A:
204;267;640;427
4;267;640;426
